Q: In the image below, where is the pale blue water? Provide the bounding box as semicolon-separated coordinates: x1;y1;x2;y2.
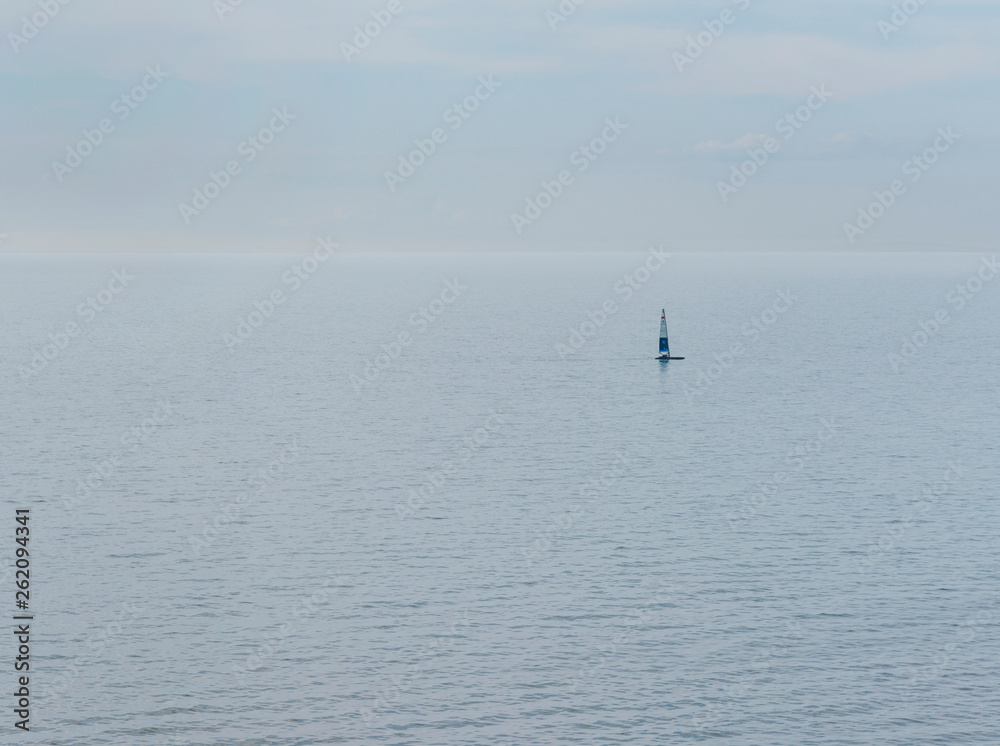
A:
1;252;998;745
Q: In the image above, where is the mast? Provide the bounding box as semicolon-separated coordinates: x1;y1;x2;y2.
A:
659;309;670;356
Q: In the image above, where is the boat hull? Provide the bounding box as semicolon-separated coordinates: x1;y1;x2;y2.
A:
656;356;685;360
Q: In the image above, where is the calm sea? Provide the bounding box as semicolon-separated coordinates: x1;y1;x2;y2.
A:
1;252;998;745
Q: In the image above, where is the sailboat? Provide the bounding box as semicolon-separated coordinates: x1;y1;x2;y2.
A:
656;309;685;360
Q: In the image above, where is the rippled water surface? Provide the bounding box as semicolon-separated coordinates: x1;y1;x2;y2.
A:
2;252;998;745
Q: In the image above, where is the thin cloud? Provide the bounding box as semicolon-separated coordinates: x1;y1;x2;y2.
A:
693;134;770;154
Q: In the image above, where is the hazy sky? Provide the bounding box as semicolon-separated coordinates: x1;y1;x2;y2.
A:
1;0;997;252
